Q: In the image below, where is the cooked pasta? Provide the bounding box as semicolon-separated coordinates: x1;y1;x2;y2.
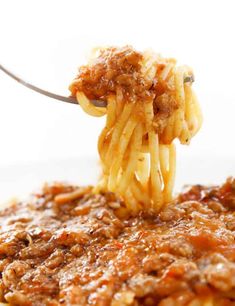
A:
70;46;202;213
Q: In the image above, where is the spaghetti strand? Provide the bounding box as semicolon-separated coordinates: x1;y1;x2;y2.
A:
70;46;202;214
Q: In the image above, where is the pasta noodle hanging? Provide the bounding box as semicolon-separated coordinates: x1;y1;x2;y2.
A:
69;46;202;213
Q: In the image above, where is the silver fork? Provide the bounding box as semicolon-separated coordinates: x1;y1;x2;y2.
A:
0;64;194;107
0;64;106;107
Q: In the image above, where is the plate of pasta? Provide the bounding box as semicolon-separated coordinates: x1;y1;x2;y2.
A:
0;46;235;306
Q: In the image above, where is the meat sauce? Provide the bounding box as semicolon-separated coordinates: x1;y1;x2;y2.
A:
69;46;151;102
0;178;235;305
69;46;179;129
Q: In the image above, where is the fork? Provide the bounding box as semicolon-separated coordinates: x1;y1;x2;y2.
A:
0;64;194;107
0;64;106;107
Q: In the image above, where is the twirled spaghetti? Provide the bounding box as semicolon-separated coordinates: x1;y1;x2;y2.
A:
70;46;202;213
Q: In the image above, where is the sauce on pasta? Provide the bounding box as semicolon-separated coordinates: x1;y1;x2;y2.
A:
0;179;235;305
70;46;202;213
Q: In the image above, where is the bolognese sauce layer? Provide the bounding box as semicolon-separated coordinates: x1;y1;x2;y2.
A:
69;46;181;132
0;179;235;305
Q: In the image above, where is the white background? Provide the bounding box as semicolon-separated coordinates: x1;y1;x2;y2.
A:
0;0;235;199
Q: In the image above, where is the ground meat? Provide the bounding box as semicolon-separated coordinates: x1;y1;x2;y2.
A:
204;262;235;291
69;46;182;135
69;46;179;110
69;46;153;102
0;178;235;305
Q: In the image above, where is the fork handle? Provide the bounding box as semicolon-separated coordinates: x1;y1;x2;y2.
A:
0;64;107;107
